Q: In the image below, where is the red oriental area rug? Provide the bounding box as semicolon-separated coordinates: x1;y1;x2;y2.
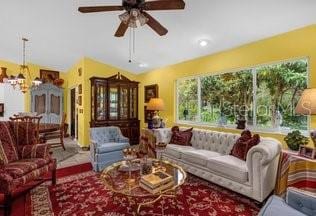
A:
25;163;260;216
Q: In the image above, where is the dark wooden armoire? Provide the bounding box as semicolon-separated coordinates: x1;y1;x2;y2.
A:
90;73;140;145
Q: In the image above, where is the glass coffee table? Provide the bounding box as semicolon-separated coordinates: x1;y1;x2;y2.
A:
100;158;186;214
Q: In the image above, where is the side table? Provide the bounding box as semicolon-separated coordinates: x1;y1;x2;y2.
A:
275;150;316;196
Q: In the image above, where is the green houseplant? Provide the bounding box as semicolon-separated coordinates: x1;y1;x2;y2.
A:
284;130;309;151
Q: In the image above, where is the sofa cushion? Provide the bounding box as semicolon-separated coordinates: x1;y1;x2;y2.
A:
4;158;51;178
164;144;195;159
206;155;248;183
96;142;129;154
181;150;222;166
0;122;19;163
169;127;193;146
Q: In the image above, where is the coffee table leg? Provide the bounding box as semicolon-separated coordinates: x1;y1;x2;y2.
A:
137;193;177;215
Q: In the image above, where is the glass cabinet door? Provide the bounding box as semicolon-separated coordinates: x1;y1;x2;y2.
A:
109;85;119;120
120;85;129;120
130;86;138;119
96;83;107;121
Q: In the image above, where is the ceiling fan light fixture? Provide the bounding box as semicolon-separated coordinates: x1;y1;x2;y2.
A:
119;12;130;24
128;19;137;28
138;13;149;26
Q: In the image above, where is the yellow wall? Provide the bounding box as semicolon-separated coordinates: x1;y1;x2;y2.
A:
137;24;316;147
0;59;67;112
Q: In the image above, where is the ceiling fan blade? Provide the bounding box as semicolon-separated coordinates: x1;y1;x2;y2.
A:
78;6;124;13
142;12;168;36
115;22;129;37
143;0;185;11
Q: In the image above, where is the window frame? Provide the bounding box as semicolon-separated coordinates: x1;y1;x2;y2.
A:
175;57;310;135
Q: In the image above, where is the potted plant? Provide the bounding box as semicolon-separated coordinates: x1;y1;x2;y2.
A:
284;130;309;151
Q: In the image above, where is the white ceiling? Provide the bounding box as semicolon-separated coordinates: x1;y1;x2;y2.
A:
1;0;316;73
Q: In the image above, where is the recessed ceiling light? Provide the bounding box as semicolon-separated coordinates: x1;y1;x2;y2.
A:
199;40;208;47
139;63;148;68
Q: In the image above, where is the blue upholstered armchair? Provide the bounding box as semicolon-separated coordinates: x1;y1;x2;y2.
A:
259;187;316;216
90;126;130;172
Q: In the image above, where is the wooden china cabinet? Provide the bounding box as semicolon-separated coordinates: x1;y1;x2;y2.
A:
90;73;140;145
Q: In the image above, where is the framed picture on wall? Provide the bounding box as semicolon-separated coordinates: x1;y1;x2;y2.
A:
0;103;4;117
78;96;82;106
40;69;60;83
78;84;82;94
144;84;158;103
144;106;154;123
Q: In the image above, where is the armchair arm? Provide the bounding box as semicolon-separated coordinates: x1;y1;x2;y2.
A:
286;187;316;216
116;135;129;143
19;144;50;159
0;172;14;194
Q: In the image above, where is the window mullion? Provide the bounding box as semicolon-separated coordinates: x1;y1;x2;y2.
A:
252;68;257;128
197;77;201;122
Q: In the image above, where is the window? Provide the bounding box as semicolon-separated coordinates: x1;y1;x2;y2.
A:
177;78;198;121
176;59;308;132
200;70;253;125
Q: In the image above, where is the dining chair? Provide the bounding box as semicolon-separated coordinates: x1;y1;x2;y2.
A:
42;113;66;150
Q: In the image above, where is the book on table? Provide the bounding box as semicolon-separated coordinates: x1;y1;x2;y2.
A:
140;180;174;194
140;171;173;189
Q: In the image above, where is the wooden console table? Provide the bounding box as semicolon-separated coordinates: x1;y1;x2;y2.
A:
275;150;316;196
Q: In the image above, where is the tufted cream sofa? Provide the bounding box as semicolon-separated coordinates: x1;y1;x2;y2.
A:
155;128;281;202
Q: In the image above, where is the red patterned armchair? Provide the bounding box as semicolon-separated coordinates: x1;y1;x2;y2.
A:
0;121;56;216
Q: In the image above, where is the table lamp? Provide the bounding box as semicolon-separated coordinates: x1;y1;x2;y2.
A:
147;98;165;128
295;88;316;147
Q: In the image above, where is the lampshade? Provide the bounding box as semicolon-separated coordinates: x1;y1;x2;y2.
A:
147;98;165;111
295;88;316;115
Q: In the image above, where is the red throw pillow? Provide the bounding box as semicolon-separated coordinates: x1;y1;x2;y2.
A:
170;127;193;146
230;130;260;161
243;134;260;160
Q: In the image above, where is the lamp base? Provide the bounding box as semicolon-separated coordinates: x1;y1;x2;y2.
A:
152;114;161;129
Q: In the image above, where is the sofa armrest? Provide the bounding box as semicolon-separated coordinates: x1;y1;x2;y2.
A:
20;144;51;159
246;138;281;166
246;138;281;201
286;187;316;216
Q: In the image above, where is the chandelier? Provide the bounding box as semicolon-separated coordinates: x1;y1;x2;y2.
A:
8;38;42;93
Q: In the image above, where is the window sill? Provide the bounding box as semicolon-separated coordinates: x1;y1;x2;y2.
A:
176;121;309;137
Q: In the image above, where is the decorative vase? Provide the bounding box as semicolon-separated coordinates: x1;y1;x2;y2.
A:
147;119;153;129
236;119;246;130
0;67;8;83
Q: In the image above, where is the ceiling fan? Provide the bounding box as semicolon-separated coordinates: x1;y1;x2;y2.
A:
78;0;186;37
